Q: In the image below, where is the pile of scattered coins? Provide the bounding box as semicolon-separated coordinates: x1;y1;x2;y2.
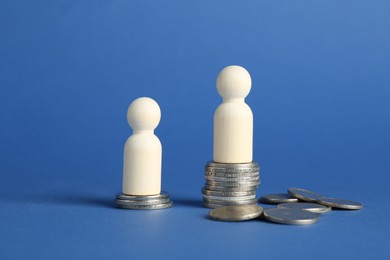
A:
202;161;260;208
208;187;363;224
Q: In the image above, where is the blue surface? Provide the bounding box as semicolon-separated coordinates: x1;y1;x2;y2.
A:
1;0;389;259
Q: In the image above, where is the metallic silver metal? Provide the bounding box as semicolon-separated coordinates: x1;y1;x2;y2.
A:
204;201;257;209
204;185;259;192
205;176;260;182
201;188;256;197
115;192;173;210
116;192;169;201
206;161;259;169
116;201;173;210
316;197;363;210
202;160;260;209
204;197;258;205
260;193;299;204
205;168;259;175
203;194;256;201
288;188;324;202
208;205;264;222
117;198;170;205
278;202;331;213
205;180;260;187
263;208;320;225
203;202;226;209
205;171;259;178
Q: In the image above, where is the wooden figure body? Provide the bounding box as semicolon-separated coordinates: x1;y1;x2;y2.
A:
123;97;162;195
213;65;253;163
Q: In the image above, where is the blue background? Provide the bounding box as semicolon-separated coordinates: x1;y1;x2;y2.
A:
1;0;389;259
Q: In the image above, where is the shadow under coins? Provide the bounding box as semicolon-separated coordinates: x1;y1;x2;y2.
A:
5;190;208;210
46;194;205;209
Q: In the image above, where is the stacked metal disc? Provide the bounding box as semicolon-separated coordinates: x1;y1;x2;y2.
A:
115;192;172;210
202;161;260;208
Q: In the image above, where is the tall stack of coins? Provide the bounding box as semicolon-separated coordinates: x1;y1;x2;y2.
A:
202;161;260;208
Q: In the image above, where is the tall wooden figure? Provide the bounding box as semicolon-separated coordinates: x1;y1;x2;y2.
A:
214;65;253;163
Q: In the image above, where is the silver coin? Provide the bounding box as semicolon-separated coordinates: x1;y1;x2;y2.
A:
116;192;169;201
208;205;264;222
205;167;260;174
115;192;172;210
203;194;256;201
316;197;363;210
116;201;173;210
205;181;260;190
206;166;259;172
204;201;257;209
205;170;259;178
205;169;259;176
278;202;331;213
206;161;259;169
206;167;259;174
288;188;324;202
203;202;225;209
205;176;260;182
260;193;299;204
116;198;170;205
204;199;258;207
204;198;258;205
204;185;258;192
206;163;259;169
201;188;256;197
263;208;320;225
206;180;260;187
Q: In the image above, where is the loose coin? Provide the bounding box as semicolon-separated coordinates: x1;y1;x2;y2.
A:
208;205;264;222
288;188;324;202
263;208;320;225
316;197;363;210
260;193;299;204
278;202;331;213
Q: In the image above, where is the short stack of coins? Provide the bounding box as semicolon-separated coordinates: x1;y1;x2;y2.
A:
202;161;260;208
115;192;172;210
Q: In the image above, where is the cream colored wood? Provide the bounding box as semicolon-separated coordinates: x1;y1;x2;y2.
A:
214;65;253;163
123;97;162;195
